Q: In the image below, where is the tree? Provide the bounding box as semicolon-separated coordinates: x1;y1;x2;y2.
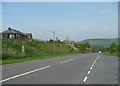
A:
84;42;90;48
49;39;53;42
109;43;118;53
79;43;89;53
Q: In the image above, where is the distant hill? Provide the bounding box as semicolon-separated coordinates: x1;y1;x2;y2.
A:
76;38;118;50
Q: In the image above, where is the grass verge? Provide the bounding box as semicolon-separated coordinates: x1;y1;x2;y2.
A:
2;53;79;65
103;52;119;57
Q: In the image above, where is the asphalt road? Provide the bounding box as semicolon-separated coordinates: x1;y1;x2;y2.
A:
1;53;118;84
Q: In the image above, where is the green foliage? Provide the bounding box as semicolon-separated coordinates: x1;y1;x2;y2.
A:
103;42;119;56
1;38;75;60
109;43;118;53
77;38;118;51
75;42;93;53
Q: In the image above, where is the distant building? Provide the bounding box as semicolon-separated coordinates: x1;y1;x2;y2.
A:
0;27;33;39
24;33;32;39
33;38;47;42
63;40;75;46
63;40;79;51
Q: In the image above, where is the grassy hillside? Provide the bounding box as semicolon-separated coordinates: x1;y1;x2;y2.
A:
77;38;118;50
1;38;76;64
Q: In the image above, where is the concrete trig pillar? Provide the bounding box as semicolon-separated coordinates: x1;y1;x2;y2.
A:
22;45;25;54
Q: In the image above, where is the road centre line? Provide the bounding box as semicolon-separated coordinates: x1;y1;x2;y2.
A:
1;54;101;83
87;71;91;75
83;54;101;83
83;76;88;82
0;66;50;83
60;59;74;63
90;67;93;70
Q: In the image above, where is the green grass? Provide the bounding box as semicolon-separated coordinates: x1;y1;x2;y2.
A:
1;38;78;65
2;53;78;65
103;52;118;57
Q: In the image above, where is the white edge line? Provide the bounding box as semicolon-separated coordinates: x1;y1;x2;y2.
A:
61;59;74;63
0;66;50;83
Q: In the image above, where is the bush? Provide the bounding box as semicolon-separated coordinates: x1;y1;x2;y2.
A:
2;38;75;60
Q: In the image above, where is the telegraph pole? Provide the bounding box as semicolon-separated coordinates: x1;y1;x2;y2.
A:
67;35;68;45
53;31;55;54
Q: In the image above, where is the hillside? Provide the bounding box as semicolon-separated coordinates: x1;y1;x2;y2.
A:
76;38;118;50
1;38;75;61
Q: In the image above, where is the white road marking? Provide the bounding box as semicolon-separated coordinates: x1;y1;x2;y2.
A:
94;60;96;62
90;67;93;70
0;66;50;83
83;76;88;83
87;71;91;75
83;54;101;83
61;59;74;63
93;62;96;65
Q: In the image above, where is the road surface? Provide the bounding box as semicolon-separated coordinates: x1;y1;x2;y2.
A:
1;53;118;84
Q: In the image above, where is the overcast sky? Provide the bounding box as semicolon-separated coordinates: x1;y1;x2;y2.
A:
2;2;118;41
